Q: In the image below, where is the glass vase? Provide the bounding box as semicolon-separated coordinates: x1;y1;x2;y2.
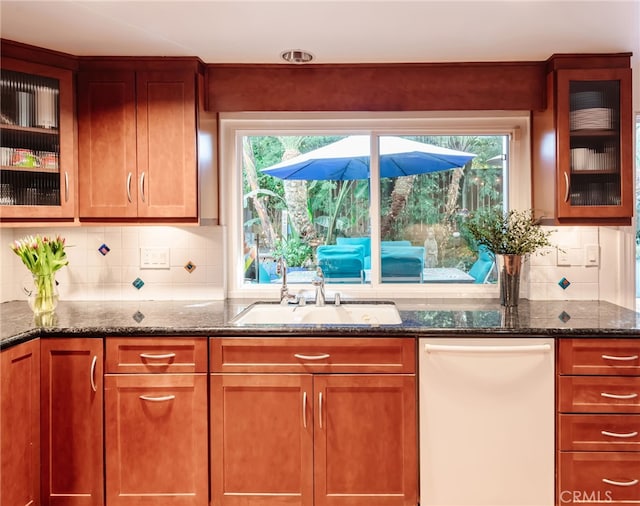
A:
27;273;59;316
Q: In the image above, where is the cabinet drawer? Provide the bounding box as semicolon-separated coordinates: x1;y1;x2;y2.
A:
559;414;640;451
210;338;415;373
559;339;640;376
558;452;640;505
559;376;640;413
106;337;207;373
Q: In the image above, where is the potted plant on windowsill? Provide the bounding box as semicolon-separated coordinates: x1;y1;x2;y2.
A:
463;207;554;306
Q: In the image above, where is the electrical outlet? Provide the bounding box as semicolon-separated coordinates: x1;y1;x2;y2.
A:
557;246;571;266
584;244;599;266
140;247;170;269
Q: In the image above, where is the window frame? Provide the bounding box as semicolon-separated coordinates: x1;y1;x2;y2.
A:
219;111;532;300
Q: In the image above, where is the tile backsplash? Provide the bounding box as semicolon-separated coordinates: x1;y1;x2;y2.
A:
1;225;225;302
0;224;632;307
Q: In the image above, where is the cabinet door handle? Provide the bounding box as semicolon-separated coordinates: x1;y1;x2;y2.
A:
602;354;639;361
140;172;146;202
302;391;307;429
139;352;176;360
139;395;176;402
293;353;330;360
601;430;639;439
602;478;639;487
318;392;323;429
90;355;97;392
126;172;133;203
64;171;69;203
601;392;638;400
563;171;570;202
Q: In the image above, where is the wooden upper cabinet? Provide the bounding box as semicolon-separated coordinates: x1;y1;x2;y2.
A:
78;68;198;220
77;71;137;218
555;67;633;222
0;57;76;221
532;56;633;225
136;71;197;219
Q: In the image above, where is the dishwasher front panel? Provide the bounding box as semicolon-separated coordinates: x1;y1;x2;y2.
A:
419;337;555;506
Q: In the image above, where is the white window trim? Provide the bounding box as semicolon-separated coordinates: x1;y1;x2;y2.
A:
219;111;531;300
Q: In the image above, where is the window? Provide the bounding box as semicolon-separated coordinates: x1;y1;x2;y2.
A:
220;113;531;299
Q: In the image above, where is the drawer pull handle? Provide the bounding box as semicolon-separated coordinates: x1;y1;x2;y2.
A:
602;478;639;487
294;353;330;361
602;354;639;361
90;355;98;392
139;353;176;360
318;392;323;429
601;392;638;400
601;430;639;439
139;395;175;402
302;391;307;429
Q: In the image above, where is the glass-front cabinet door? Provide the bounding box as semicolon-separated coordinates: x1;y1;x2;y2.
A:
556;68;632;221
0;58;74;221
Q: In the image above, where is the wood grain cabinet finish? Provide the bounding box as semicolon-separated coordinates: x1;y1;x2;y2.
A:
532;57;633;224
558;338;640;505
210;337;416;374
106;337;207;374
40;338;104;506
0;339;40;506
105;337;208;506
0;57;75;221
77;69;197;220
210;337;417;506
559;338;640;376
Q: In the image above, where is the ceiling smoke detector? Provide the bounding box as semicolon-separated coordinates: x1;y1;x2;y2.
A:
280;49;314;64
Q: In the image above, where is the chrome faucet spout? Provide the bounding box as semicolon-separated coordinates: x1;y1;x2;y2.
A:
312;266;326;307
277;257;297;304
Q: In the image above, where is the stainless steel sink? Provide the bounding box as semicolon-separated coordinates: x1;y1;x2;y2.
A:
230;302;402;326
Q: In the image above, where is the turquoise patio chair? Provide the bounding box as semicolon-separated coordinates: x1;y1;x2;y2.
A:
468;245;495;283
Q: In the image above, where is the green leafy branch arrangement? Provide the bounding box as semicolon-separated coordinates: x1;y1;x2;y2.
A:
463;207;554;256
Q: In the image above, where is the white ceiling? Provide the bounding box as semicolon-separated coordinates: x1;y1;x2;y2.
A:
1;1;639;65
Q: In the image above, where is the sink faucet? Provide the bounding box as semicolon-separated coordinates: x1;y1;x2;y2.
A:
276;257;297;304
312;266;325;307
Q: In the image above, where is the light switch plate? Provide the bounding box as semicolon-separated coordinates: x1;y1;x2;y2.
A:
140;247;170;269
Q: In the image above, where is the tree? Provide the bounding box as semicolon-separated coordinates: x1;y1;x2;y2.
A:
381;175;416;239
242;137;277;248
277;136;321;245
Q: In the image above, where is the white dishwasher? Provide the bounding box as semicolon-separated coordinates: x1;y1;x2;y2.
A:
419;337;555;506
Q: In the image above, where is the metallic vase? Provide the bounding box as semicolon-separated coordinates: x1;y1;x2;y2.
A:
498;254;522;307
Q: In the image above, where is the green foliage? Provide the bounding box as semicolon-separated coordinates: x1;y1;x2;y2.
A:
273;235;313;267
463;207;553;255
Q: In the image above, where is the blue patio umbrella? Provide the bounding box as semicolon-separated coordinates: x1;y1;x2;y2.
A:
261;135;476;180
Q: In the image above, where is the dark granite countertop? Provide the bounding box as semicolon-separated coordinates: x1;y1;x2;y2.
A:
2;298;640;350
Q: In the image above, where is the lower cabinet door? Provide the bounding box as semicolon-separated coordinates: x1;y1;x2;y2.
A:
314;374;417;506
559;452;640;505
210;374;314;506
0;339;40;506
41;338;103;506
105;373;208;506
